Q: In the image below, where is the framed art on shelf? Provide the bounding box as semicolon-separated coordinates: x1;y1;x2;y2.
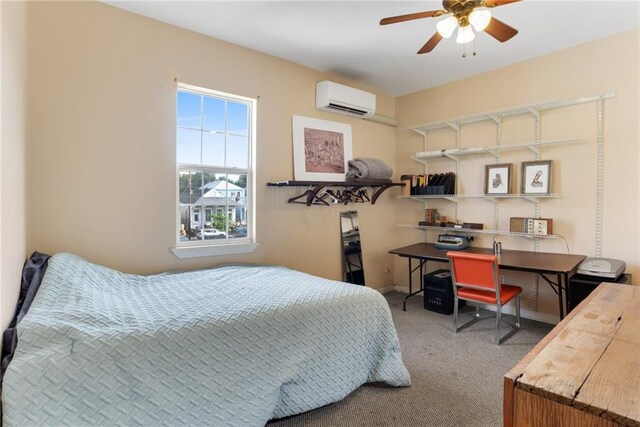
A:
521;160;552;194
484;163;513;195
292;115;352;182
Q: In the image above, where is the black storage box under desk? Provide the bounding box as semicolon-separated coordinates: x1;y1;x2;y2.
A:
567;273;632;313
423;269;465;315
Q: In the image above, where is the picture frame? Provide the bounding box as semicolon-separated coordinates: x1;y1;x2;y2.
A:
484;163;513;195
292;115;352;182
521;160;552;194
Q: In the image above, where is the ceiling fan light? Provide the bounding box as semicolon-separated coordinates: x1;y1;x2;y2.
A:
456;25;475;44
469;8;492;31
436;16;458;39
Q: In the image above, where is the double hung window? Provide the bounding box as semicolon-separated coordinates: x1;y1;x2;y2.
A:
174;83;256;257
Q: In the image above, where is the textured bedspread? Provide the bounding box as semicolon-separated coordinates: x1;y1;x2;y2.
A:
2;253;410;426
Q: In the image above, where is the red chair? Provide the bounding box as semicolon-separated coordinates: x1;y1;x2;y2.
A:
446;251;523;345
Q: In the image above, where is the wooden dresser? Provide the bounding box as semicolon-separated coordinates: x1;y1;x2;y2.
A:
504;283;639;427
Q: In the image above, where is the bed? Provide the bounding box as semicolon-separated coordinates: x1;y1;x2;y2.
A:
2;253;410;426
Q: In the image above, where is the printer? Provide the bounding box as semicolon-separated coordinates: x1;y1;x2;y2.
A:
576;257;626;281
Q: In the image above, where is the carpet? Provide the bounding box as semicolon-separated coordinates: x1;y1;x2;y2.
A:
268;291;553;426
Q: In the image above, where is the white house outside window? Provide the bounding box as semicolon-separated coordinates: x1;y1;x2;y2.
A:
172;83;257;258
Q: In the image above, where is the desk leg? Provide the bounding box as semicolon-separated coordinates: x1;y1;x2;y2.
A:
562;272;570;320
557;274;564;320
403;258;426;311
539;273;566;321
403;258;413;312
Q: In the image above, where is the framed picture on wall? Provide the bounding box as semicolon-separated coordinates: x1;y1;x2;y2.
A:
292;115;353;181
521;160;552;194
484;163;513;195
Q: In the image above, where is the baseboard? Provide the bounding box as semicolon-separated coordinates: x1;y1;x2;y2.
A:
376;286;396;295
477;304;559;325
391;286;558;325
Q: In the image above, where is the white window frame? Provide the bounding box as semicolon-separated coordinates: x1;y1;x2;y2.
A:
171;83;258;259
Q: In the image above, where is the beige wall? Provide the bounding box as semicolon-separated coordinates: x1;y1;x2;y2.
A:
1;1;28;332
395;29;640;322
23;2;398;289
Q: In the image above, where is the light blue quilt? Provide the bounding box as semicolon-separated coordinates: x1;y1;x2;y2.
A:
2;253;410;426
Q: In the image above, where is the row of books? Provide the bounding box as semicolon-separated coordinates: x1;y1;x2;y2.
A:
401;172;456;196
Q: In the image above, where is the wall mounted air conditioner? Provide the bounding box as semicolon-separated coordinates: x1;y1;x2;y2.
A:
316;81;376;118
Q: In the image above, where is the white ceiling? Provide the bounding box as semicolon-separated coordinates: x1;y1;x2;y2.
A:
106;1;640;97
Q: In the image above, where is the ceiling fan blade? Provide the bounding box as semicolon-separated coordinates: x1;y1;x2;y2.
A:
484;0;521;7
418;32;443;54
484;17;518;42
380;10;446;26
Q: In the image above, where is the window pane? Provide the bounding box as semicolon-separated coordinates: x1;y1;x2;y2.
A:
199;176;229;240
201;172;218;192
228;173;248;240
203;97;225;132
227;102;248;136
177;91;202;129
227;135;248;168
179;170;204;241
202;132;225;167
177;129;201;164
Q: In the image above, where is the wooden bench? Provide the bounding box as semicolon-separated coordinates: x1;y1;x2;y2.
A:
504;282;639;426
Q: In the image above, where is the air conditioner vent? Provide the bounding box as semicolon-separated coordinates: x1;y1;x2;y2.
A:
326;103;370;116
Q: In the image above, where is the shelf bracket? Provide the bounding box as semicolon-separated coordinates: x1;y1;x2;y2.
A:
443;196;459;204
445;121;459;131
409;196;458;203
410;128;427;137
371;184;396;205
483;195;499;203
488;114;501;124
485;149;500;159
527;107;540;120
525;144;540;155
522;195;542;203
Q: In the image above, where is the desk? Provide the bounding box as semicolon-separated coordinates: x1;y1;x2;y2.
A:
389;243;586;319
504;283;640;426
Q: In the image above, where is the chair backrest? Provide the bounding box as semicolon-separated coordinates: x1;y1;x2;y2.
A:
447;251;501;294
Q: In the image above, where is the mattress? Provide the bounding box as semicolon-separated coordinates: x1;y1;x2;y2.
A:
2;253;410;426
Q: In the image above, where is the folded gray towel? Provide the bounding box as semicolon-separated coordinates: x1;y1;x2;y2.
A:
346;158;393;180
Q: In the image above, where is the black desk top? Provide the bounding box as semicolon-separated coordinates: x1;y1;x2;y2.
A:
389;243;586;275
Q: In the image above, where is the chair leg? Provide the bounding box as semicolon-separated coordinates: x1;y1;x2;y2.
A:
455;300;481;333
496;295;522;345
496;304;502;345
453;296;459;333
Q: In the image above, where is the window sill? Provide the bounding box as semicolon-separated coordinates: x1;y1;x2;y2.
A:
171;242;259;259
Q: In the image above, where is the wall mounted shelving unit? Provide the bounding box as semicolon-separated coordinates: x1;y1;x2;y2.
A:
399;92;615;309
399;92;615;241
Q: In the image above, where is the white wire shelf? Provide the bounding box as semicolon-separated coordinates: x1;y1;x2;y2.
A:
397;224;559;239
398;194;558;203
411;137;583;164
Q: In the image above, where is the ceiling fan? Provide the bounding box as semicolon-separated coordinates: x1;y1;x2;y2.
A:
380;0;521;54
